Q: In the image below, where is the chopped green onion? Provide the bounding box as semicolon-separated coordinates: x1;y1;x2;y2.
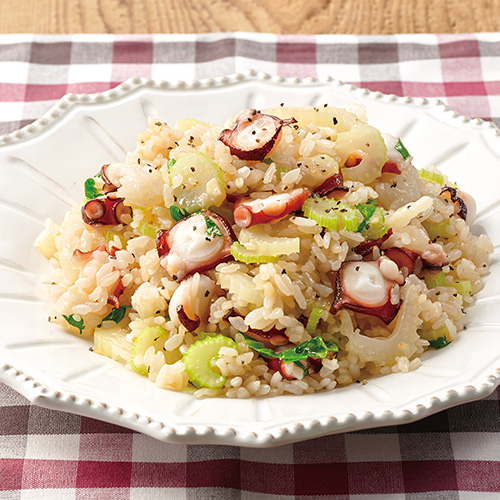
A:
169;205;191;222
429;337;451;349
427;271;446;289
306;307;327;334
63;314;85;335
356;199;378;232
84;177;102;201
450;280;472;295
395;138;410;160
418;169;444;185
167;158;176;173
204;215;223;237
242;334;338;363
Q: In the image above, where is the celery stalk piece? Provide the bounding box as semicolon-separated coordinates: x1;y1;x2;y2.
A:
182;335;237;389
450;280;472;295
426;271;446;289
137;221;158;239
237;227;300;256
169;152;226;212
94;325;133;363
129;326;166;377
420;324;449;342
230;242;279;264
422;219;450;240
303;198;358;231
418;169;444;185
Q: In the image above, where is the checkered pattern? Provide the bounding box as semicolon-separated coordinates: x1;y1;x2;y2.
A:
1;32;500;498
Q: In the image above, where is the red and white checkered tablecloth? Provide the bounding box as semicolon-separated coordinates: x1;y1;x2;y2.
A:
1;33;500;498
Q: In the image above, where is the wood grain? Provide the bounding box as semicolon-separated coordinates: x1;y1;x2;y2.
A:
2;0;500;34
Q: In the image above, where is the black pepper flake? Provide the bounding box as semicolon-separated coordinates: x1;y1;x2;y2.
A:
205;237;211;241
340;208;347;213
204;290;210;297
281;269;287;274
280;102;284;107
172;275;178;280
390;182;397;188
89;347;94;352
190;167;195;172
155;121;162;126
323;103;328;107
137;158;141;164
355;266;360;271
333;117;338;125
251;130;256;135
155;310;160;314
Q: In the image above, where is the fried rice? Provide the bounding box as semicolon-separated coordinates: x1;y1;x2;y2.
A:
34;104;493;398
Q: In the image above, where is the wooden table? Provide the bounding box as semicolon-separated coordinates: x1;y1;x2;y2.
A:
2;0;500;34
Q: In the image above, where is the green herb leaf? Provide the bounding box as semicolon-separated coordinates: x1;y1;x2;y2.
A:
262;158;273;165
169;205;191;222
167;159;176;173
242;334;338;363
84;177;101;201
395;138;410;160
98;305;131;327
204;215;223;237
429;336;450;349
355;199;378;232
63;314;85;335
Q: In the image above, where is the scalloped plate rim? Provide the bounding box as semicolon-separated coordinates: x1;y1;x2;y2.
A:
0;72;499;447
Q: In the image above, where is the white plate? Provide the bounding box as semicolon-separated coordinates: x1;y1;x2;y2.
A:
0;73;499;447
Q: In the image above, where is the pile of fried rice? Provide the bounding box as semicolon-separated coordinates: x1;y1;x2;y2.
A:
35;104;492;398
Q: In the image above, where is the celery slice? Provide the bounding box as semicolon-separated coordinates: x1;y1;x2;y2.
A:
306;307;327;334
137;221;159;239
169;152;226;212
420;324;449;342
182;335;237;389
230;242;279;264
303;198;358;231
418;169;444;185
450;280;472;295
94;325;132;363
129;326;166;377
427;271;446;289
422;219;450;240
238;227;300;256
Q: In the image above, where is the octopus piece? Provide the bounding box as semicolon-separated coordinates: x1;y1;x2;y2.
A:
313;172;349;199
243;326;289;347
71;244;120;267
384;246;420;275
100;164;119;193
81;192;132;226
353;229;393;258
156;210;235;281
267;358;309;381
439;186;467;221
421;242;449;270
233;187;310;228
107;278;126;308
331;260;402;324
168;274;217;332
218;109;296;162
381;161;401;175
